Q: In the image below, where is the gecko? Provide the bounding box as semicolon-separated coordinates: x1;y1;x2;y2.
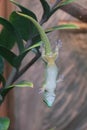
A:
41;40;62;107
17;12;61;107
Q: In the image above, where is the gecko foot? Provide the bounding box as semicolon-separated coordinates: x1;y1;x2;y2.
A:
57;74;64;83
39;87;45;94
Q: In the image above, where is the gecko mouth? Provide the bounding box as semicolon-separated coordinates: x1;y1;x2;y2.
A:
43;92;56;107
43;99;52;108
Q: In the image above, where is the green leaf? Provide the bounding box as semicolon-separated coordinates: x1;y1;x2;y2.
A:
0;17;15;49
0;17;24;53
0;45;20;68
0;117;10;130
0;74;6;87
57;0;76;7
17;12;51;54
0;28;16;50
27;24;79;47
50;0;76;18
10;0;39;49
17;41;42;61
0;81;33;101
40;0;50;22
10;0;38;41
10;0;37;19
10;11;38;41
4;80;33;89
0;56;4;74
28;42;42;50
45;24;79;32
12;80;33;88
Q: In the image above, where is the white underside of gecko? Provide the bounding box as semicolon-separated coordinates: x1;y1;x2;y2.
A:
43;62;58;107
42;41;62;107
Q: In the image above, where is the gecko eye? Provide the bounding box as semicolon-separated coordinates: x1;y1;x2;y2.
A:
45;89;48;92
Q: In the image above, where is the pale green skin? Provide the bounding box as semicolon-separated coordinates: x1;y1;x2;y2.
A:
43;64;58;107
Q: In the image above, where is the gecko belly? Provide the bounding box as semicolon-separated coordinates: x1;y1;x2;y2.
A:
43;64;58;107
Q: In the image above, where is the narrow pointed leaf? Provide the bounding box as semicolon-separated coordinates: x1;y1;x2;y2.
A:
4;80;33;89
45;24;79;32
10;0;38;41
10;11;38;41
0;81;33;101
0;17;15;49
0;117;10;130
50;0;76;17
0;56;4;74
28;42;42;50
10;0;37;19
57;0;76;7
26;24;79;47
17;42;42;61
12;80;33;88
0;17;24;52
0;45;20;68
0;74;6;87
40;0;50;21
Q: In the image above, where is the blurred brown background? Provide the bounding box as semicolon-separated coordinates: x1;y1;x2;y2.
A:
0;0;87;130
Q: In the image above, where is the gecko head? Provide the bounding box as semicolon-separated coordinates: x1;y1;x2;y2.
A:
43;91;56;107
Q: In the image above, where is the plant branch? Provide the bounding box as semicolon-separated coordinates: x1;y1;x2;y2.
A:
51;0;62;9
60;2;87;22
40;2;87;25
12;52;41;83
51;1;87;22
5;67;17;87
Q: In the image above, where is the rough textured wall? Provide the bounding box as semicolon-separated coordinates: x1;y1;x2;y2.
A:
13;1;87;130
